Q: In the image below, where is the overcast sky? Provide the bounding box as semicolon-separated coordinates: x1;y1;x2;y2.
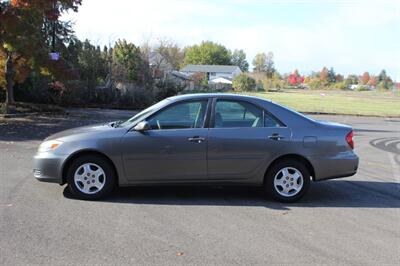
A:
62;0;400;79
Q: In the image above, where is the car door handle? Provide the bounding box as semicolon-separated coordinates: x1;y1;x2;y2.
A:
268;134;284;141
188;136;206;143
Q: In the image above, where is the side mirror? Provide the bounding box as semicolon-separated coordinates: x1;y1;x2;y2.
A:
134;121;150;132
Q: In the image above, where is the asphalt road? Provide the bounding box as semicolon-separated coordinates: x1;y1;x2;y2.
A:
0;108;399;265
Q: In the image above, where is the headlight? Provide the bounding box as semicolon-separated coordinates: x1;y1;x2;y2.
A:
38;140;63;153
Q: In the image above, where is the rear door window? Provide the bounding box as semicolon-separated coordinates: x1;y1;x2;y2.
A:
214;100;263;128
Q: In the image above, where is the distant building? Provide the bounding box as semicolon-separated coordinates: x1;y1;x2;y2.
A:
180;64;242;84
350;84;375;91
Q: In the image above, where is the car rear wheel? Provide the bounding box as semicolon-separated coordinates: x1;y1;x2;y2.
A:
67;155;115;200
265;159;310;203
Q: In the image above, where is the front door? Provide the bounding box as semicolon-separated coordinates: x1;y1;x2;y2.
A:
122;99;210;181
207;99;291;179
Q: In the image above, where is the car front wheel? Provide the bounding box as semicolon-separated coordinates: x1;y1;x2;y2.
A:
265;159;310;203
66;155;115;200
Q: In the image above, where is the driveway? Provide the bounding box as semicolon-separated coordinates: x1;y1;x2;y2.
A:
0;108;399;265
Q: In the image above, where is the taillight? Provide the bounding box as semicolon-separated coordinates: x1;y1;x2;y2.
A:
346;130;354;149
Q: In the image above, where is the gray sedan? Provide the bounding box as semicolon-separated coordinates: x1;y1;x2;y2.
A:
34;94;359;202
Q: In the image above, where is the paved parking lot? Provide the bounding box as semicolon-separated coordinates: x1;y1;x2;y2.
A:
0;109;399;265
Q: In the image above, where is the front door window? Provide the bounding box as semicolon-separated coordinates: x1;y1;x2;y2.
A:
147;100;208;130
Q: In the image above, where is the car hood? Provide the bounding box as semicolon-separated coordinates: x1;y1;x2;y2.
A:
44;122;120;141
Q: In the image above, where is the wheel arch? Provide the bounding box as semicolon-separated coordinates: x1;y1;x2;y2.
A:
61;149;119;185
264;154;316;182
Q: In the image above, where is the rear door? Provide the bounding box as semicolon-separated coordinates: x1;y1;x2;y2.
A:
207;98;291;180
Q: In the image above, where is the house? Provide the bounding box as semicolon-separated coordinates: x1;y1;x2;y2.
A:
180;64;242;84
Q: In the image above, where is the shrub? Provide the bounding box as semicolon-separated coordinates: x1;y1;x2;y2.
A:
355;85;372;91
232;73;256;91
255;81;265;91
308;78;325;90
191;72;207;86
262;76;285;91
331;81;348;90
153;79;184;101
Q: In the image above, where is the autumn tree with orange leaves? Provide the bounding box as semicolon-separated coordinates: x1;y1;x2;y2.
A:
0;0;81;105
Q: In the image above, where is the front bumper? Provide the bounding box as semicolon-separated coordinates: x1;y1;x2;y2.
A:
310;151;359;181
33;152;68;184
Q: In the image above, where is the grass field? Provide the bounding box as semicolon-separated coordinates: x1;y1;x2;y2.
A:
234;89;400;117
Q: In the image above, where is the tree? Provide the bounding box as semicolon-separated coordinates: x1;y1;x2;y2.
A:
232;73;256;91
142;39;184;79
113;39;149;86
0;50;30;89
345;74;358;85
328;67;336;83
360;72;370;85
231;49;249;72
262;72;284;90
378;69;388;82
183;41;231;66
252;53;266;73
287;70;304;86
77;39;108;98
335;74;344;82
368;76;377;87
155;40;184;70
252;52;275;77
319;67;329;82
265;52;275;78
0;0;81;105
377;69;393;90
191;72;207;86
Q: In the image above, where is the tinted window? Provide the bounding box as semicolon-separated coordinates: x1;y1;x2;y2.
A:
215;100;263;128
118;99;169;127
264;112;283;127
147;100;208;130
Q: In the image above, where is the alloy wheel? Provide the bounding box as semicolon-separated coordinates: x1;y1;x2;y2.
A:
73;163;106;195
273;167;304;197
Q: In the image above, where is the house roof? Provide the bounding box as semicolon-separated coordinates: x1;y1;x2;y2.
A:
170;70;190;80
209;77;232;84
181;64;241;73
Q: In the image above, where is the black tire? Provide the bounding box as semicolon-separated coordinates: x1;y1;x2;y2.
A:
264;159;310;203
67;155;116;200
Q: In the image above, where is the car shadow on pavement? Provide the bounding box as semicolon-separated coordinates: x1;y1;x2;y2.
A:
63;180;400;209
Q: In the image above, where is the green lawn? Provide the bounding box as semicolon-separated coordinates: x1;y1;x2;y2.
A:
233;89;400;117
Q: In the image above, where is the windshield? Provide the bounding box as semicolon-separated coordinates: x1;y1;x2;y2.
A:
117;99;170;127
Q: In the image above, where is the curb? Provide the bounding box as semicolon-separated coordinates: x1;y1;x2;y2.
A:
0;111;66;119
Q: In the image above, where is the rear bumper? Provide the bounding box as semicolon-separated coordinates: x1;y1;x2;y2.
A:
33;152;67;184
310;151;359;181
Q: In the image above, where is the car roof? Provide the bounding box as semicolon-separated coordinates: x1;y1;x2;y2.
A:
167;93;271;102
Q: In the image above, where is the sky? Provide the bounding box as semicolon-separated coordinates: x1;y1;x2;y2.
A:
62;0;400;79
